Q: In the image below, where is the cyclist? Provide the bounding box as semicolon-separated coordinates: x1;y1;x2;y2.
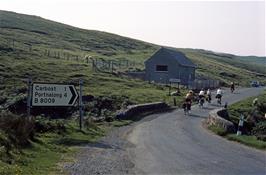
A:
230;82;235;93
183;90;193;115
216;87;223;105
206;89;212;103
198;89;205;107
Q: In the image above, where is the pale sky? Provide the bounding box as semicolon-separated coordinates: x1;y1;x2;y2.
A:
0;0;265;56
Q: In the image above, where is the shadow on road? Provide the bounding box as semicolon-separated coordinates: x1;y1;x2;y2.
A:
202;106;216;110
210;104;223;107
232;92;241;94
188;113;207;119
86;141;118;150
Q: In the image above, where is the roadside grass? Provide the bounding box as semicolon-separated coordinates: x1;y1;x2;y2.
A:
111;120;133;127
207;125;266;150
207;125;227;136
228;91;266;124
226;134;266;150
0;119;131;175
207;91;266;150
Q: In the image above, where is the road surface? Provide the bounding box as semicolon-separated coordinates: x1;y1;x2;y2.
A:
65;87;266;175
128;87;266;175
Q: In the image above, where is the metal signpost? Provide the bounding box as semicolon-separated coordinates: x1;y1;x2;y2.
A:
27;80;83;129
79;79;83;130
27;78;32;118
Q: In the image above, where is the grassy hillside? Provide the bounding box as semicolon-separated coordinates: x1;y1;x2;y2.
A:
1;10;265;90
0;10;158;64
178;48;266;86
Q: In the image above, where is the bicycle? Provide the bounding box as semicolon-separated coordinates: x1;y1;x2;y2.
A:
206;95;211;103
231;87;235;93
183;101;191;115
199;97;204;108
217;97;222;106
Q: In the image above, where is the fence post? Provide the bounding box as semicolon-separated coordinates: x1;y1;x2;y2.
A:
92;60;95;71
169;82;172;96
86;57;89;64
111;61;114;73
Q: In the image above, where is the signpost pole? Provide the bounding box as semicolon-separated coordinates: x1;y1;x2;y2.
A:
169;82;171;96
27;77;32;118
79;79;84;130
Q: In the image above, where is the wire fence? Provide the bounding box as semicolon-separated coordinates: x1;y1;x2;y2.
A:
0;39;140;73
188;80;220;90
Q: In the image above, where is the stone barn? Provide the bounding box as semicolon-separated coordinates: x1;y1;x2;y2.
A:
145;47;196;84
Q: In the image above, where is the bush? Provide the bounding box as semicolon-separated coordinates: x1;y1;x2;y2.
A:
251;121;266;141
83;95;132;118
0;112;35;150
0;96;7;105
34;117;66;134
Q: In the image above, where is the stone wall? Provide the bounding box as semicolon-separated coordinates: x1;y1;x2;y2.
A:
206;108;236;133
116;102;169;120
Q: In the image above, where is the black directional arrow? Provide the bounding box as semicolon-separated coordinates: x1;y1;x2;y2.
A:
69;86;78;105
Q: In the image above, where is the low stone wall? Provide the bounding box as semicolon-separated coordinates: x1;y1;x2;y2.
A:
206;108;236;133
116;102;169;120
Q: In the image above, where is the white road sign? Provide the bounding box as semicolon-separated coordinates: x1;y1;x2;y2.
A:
32;83;78;106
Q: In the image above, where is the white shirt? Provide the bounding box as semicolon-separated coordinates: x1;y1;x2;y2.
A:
217;89;222;95
199;90;205;96
207;90;211;95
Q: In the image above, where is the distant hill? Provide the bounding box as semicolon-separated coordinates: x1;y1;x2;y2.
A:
0;10;265;93
177;48;266;85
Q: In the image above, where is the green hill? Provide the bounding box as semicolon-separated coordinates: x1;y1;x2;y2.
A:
178;48;266;85
0;9;265;102
0;10;265;174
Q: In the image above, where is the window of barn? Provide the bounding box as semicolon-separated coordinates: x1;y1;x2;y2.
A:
156;65;168;72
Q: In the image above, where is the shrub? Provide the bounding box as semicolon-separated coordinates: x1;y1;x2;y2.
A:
0;112;35;149
83;95;132;118
0;96;7;105
34;117;66;134
251;121;266;141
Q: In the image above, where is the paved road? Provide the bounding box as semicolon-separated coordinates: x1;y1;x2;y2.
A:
128;87;266;175
65;87;266;175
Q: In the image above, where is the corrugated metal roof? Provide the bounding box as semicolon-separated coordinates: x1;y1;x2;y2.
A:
161;47;196;67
